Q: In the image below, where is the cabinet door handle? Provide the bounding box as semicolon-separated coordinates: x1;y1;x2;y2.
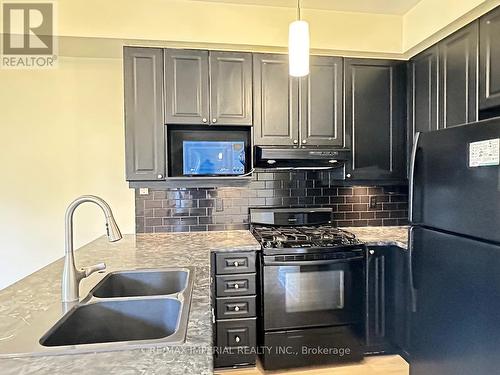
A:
202;118;208;123
212;118;217;123
293;140;298;144
157;174;163;179
302;139;307;144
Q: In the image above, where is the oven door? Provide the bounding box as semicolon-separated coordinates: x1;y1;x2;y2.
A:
263;256;365;331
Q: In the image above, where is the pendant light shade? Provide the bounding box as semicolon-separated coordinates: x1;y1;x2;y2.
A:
288;20;310;77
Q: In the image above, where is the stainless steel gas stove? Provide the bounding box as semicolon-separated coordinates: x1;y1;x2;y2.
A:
249;207;366;371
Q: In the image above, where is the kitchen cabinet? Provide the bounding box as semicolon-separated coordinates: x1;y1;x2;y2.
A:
210;51;253;125
253;53;299;146
408;46;438;140
212;251;258;369
165;49;252;125
366;246;410;357
438;21;478;128
300;56;344;147
480;6;500;110
253;54;344;147
124;47;165;181
164;49;209;125
344;59;407;181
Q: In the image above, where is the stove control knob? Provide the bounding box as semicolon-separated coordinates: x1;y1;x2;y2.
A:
234;306;240;312
235;336;241;343
234;261;239;267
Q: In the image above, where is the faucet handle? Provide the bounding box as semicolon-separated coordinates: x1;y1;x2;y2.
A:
83;262;106;278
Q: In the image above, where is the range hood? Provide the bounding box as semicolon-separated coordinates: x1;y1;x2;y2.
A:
254;146;350;169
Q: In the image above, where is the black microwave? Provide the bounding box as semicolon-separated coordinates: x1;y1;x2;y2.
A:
168;127;251;177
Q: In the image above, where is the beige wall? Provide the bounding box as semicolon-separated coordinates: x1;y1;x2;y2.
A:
403;0;500;56
0;57;134;289
55;0;403;57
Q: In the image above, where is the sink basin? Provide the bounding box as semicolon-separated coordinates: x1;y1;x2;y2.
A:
91;269;188;298
40;298;181;347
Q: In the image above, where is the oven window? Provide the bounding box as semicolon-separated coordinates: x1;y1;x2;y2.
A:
284;270;344;313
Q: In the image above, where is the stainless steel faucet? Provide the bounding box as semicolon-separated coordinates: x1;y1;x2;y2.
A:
62;195;122;304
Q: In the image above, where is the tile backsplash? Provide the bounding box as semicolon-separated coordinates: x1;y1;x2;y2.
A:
135;171;408;233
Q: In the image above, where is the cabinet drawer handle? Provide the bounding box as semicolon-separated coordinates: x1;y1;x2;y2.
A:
234;306;240;312
233;261;239;267
234;284;239;289
235;336;241;343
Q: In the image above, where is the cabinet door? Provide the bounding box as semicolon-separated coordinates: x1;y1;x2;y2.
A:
164;49;210;124
253;54;299;146
124;47;165;181
345;59;407;181
480;7;500;110
209;51;252;126
300;56;344;147
439;21;478;128
408;46;438;137
366;246;410;356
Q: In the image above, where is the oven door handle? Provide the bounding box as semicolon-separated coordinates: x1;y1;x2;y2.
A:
264;256;364;267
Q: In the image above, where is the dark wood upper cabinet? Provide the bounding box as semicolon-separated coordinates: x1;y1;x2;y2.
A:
165;49;252;125
345;59;407;181
253;54;299;146
408;46;439;137
439;21;478;128
300;56;344;147
480;6;500;110
165;49;210;124
209;51;253;125
124;47;165;181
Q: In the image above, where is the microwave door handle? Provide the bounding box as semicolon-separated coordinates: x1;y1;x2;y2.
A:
265;256;364;267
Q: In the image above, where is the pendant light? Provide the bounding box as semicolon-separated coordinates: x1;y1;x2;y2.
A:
288;0;310;77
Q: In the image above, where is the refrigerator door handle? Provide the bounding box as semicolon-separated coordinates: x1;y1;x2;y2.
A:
408;132;421;223
408;226;417;313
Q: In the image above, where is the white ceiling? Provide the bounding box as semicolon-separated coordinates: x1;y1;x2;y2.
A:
191;0;424;15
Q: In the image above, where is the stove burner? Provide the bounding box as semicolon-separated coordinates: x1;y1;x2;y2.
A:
252;225;360;250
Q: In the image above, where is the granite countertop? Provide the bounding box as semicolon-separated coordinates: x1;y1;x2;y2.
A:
0;231;260;375
343;226;408;249
0;227;406;374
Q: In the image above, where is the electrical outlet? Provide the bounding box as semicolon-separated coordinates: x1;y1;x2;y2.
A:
369;196;378;209
139;188;149;196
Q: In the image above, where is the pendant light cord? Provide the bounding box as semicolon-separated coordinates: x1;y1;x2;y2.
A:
297;0;301;20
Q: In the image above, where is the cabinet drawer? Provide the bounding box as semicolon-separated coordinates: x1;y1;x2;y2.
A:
216;274;256;297
216;296;256;319
215;318;257;368
216;252;256;274
216;317;257;348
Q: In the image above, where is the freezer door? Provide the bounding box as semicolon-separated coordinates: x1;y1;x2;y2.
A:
411;119;500;243
410;226;500;375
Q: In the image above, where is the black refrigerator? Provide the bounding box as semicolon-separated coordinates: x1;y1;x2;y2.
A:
408;118;500;375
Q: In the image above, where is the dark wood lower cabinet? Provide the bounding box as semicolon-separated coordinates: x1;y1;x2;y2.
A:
212;251;258;369
365;246;410;357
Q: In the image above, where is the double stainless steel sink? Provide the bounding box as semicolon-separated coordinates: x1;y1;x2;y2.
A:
0;268;195;357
